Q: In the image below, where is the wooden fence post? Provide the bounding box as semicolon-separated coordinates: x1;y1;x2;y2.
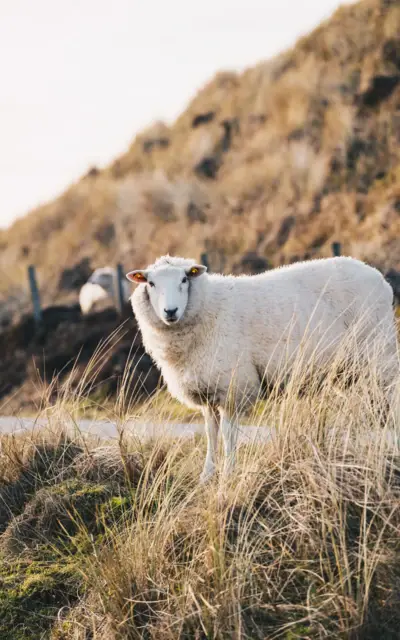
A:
200;252;210;272
331;242;341;257
114;263;125;315
27;265;42;325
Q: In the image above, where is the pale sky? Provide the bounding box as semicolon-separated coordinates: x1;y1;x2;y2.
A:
0;0;349;228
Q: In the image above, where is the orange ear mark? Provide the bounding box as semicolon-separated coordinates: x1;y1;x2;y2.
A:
126;271;147;283
187;264;206;278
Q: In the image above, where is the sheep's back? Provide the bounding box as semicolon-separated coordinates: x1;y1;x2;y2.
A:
244;257;396;380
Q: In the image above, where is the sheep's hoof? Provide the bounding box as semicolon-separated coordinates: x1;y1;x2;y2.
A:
199;467;216;484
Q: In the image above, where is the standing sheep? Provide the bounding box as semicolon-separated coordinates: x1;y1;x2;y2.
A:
127;255;398;482
79;267;130;315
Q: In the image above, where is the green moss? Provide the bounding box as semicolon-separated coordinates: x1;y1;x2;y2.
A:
285;625;312;639
0;441;84;536
0;475;135;638
2;479;118;556
0;555;82;640
100;494;134;527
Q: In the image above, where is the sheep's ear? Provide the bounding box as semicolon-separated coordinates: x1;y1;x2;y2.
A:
186;264;207;278
126;270;148;284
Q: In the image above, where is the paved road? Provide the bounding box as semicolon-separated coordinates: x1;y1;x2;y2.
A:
0;416;274;443
0;417;398;448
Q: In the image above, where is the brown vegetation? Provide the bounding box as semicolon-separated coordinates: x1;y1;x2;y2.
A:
0;347;399;639
1;0;399;318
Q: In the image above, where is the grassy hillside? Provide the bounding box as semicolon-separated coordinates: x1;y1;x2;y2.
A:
1;0;399;316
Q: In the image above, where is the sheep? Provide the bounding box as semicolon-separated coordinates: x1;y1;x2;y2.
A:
79;267;130;315
126;255;398;482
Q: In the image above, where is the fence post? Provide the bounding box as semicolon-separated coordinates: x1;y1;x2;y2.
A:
27;265;42;325
331;242;341;257
114;263;125;315
200;252;210;272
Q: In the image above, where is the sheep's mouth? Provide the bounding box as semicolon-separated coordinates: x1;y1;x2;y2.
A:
161;316;180;325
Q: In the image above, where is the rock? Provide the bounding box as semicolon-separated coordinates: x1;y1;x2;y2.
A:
194;156;220;179
360;75;400;108
192;111;215;128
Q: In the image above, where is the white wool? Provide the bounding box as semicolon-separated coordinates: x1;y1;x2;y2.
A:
79;283;108;315
130;255;398;481
79;267;130;314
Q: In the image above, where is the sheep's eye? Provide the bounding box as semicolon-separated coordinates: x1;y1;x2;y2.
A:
182;276;188;284
148;281;155;288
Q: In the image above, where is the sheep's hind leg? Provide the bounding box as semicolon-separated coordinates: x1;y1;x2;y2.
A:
200;406;219;483
219;408;239;477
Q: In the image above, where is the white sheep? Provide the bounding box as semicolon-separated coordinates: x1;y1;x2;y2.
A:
79;267;130;315
127;255;398;482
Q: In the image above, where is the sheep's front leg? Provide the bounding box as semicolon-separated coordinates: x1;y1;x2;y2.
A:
200;406;219;483
219;408;239;476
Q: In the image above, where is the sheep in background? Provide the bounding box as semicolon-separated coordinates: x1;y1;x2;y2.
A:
127;255;398;483
79;267;130;315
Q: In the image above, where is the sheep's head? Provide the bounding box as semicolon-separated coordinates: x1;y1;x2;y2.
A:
126;260;206;326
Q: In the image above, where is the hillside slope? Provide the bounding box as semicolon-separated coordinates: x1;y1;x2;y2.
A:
1;0;399;315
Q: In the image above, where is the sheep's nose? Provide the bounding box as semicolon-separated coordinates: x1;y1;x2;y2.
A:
164;307;178;321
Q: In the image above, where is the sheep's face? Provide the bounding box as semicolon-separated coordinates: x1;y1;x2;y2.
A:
127;264;206;326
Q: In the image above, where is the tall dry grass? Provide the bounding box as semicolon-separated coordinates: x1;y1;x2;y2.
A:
0;335;399;639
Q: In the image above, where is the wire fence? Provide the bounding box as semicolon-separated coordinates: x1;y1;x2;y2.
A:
25;243;343;325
